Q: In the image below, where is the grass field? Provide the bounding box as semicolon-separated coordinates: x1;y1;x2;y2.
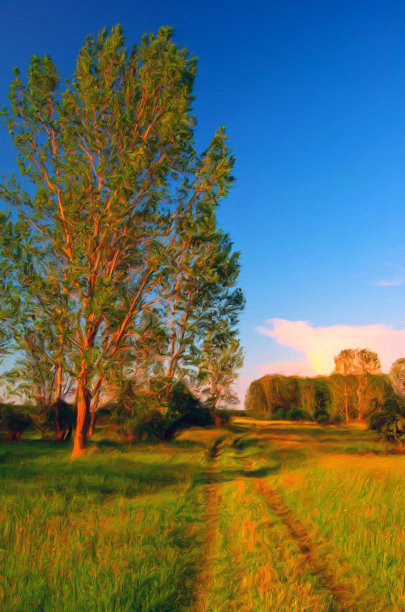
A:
1;419;404;611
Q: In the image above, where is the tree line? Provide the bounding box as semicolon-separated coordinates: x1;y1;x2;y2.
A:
0;26;244;454
246;348;405;434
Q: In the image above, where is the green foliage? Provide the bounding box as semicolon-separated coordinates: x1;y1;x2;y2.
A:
28;400;75;441
196;314;244;410
368;397;405;449
0;404;33;440
246;372;394;424
0;25;244;452
97;379;213;442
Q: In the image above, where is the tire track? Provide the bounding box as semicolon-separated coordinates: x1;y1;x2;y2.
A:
193;440;223;612
253;478;359;611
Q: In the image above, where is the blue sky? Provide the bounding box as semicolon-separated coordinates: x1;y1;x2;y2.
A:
1;0;405;402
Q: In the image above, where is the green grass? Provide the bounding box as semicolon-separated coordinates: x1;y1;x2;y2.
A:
0;441;208;611
1;421;404;610
276;456;405;609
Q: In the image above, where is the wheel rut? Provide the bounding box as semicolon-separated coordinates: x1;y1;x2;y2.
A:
253;478;357;611
193;440;223;612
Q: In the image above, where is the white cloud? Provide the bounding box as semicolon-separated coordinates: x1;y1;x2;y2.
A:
257;318;405;375
373;278;403;287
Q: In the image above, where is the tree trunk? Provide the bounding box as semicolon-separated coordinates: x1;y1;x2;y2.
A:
54;362;63;434
88;385;101;437
72;384;91;457
89;410;95;437
212;412;223;428
344;388;349;424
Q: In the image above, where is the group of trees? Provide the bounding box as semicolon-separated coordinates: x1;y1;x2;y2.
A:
0;26;244;454
246;349;405;429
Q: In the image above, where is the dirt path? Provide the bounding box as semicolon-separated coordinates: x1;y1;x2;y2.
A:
193;442;223;612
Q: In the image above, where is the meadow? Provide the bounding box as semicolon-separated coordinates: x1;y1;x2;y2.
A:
0;419;404;611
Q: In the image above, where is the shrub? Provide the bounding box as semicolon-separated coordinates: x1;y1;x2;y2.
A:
289;406;309;421
368;398;405;450
314;407;329;424
0;404;33;441
29;401;75;441
97;379;214;442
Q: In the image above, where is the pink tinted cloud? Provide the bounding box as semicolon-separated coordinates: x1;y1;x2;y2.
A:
257;318;405;374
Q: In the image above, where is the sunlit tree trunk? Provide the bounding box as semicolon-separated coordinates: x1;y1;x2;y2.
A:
344;383;349;424
72;381;91;456
53;360;63;437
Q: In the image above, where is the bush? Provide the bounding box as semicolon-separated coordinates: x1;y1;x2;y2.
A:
29;400;75;441
97;379;214;442
0;404;33;441
289;406;310;421
268;405;309;421
124;411;166;443
368;398;405;450
212;409;233;427
314;407;329;424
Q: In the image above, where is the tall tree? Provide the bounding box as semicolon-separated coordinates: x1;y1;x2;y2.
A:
1;26;236;455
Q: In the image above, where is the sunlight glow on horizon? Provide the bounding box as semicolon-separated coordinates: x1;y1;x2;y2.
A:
256;318;405;376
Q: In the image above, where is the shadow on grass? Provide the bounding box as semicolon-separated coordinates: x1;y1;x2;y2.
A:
0;439;210;501
0;439;72;462
1;460;206;499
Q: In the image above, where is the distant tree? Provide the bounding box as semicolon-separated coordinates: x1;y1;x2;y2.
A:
390;358;405;398
245;375;301;419
312;378;333;423
334;348;381;375
328;374;358;423
333;349;382;421
245;378;269;416
0;211;73;435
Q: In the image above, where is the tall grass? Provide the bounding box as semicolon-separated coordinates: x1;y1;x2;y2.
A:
0;441;208;611
1;422;404;610
276;456;405;609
